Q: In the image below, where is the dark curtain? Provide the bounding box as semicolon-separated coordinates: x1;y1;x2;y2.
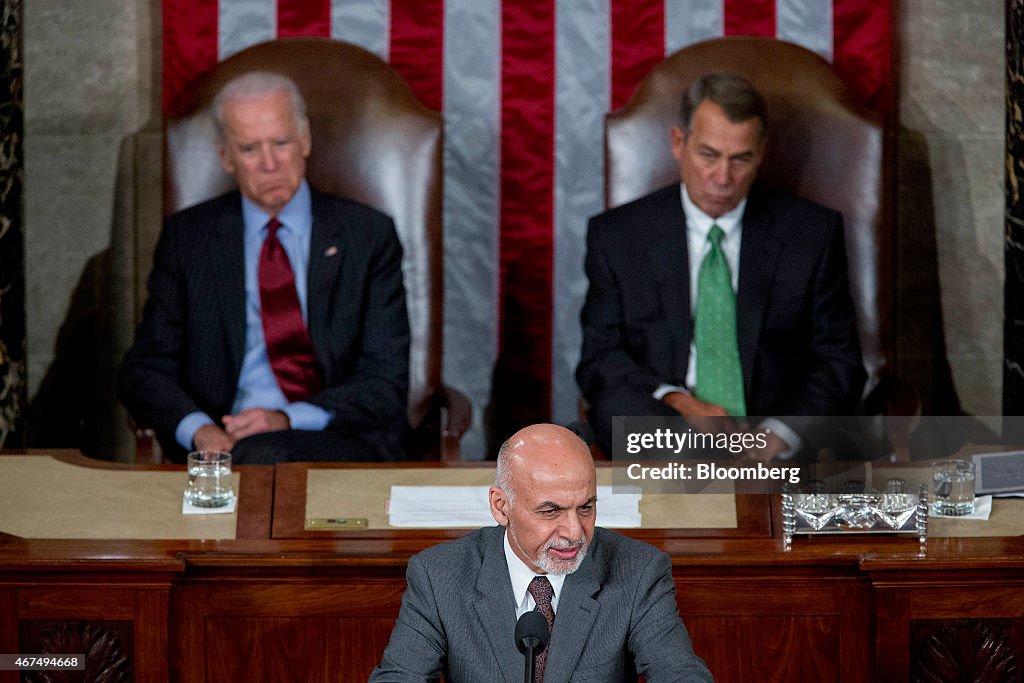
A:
0;0;25;448
1006;0;1024;431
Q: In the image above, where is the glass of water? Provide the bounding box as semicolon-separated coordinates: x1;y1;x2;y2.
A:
184;450;233;508
931;458;976;516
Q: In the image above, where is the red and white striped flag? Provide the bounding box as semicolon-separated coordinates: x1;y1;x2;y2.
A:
163;0;892;458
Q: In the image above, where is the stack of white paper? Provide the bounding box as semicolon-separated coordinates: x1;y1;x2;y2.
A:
388;485;642;528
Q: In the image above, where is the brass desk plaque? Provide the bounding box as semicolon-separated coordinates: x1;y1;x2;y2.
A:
305;517;369;530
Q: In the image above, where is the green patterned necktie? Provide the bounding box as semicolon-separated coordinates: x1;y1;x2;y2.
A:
695;224;746;417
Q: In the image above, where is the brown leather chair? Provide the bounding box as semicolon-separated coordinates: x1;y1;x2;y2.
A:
138;37;469;461
604;36;899;414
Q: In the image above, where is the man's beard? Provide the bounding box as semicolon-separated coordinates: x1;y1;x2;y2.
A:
509;523;589;575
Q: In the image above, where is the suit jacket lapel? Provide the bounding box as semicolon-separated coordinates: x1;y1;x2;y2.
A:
737;191;781;392
542;549;601;683
214;199;247;383
473;528;521;683
306;190;343;369
646;187;692;381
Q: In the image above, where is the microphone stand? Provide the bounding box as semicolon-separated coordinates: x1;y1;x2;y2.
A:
522;637;540;683
515;610;548;683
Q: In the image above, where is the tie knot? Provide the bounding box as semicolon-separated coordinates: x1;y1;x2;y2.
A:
528;576;554;609
266;217;282;240
708;224;724;247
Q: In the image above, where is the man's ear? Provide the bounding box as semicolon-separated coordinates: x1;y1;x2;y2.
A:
216;140;234;175
489;486;509;526
670;126;686;162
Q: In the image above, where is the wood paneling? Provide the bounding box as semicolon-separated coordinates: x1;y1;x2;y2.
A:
20;620;133;683
4;454;1024;681
687;616;840;682
909;619;1020;683
5;585;170;683
198;617;394;682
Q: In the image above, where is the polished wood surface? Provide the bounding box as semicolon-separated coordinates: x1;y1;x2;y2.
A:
3;452;1024;682
0;449;274;541
271;461;773;540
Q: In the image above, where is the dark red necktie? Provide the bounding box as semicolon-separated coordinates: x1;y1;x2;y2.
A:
528;576;555;682
258;217;323;402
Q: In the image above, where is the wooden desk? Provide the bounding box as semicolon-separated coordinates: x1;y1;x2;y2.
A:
2;453;1024;682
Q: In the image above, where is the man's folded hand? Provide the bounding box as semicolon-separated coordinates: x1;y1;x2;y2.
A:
223;408;291;441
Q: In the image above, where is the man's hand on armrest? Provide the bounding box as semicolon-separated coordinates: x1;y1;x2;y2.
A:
222;408;291;441
660;391;738;435
741;428;790;464
193;424;235;453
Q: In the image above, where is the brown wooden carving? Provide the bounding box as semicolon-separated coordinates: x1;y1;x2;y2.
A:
911;619;1018;683
20;621;132;683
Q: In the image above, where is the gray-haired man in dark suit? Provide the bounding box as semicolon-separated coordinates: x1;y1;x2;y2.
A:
119;72;409;463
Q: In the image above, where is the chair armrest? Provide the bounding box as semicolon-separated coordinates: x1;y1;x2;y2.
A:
860;373;923;462
862;372;922;419
438;384;473;462
127;416;164;464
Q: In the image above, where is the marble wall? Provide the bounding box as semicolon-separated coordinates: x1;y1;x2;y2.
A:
23;0;161;458
1008;0;1024;419
19;1;1007;459
897;0;1005;422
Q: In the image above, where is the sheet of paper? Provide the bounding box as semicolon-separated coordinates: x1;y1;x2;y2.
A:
973;450;1024;494
182;492;238;515
388;485;642;528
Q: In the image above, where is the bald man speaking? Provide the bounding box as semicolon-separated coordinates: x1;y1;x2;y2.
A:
370;423;712;682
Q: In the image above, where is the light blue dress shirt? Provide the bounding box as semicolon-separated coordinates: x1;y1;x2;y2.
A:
175;181;332;450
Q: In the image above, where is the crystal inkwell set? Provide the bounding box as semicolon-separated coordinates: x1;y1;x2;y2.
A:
781;478;928;550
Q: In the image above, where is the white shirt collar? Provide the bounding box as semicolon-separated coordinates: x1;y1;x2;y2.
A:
503;527;565;614
679;182;746;244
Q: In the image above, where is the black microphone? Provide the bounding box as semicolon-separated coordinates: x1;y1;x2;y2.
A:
515;610;549;683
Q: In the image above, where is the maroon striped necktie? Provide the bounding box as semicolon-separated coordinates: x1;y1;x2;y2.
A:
528;576;554;682
258;217;323;401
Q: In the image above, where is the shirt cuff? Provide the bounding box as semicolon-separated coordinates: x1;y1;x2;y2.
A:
176;412;215;451
759;418;802;460
653;383;690;401
282;402;332;431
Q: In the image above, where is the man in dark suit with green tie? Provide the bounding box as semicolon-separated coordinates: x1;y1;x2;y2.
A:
577;73;865;461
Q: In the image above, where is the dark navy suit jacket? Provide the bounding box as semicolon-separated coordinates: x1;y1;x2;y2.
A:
577;183;865;450
119;187;409;459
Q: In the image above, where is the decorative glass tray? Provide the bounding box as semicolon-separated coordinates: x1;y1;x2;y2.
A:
781;480;928;549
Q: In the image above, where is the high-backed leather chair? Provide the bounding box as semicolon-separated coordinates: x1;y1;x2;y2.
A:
605;36;895;411
143;37;469;461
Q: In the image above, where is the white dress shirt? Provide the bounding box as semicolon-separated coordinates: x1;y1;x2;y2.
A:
503;528;566;618
652;183;745;398
652;183;799;456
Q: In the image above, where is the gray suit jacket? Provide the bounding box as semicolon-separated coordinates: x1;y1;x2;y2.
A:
370;525;713;682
